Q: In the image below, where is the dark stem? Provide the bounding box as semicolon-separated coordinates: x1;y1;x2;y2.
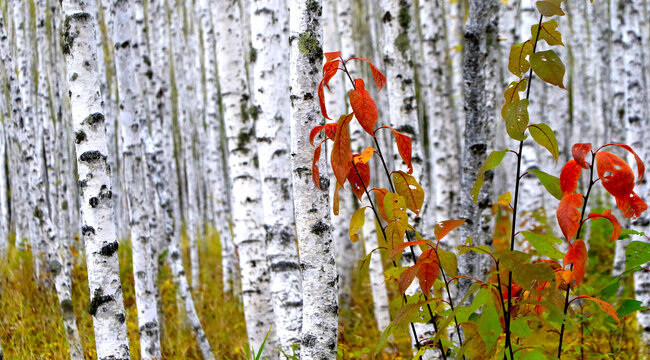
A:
557;152;596;358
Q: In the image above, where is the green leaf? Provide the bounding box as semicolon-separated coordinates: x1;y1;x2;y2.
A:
497;250;555;286
358;252;373;283
502;79;528;119
528;169;562;200
471;149;507;204
349;207;367;242
505;99;530;141
531;19;564;46
521;230;564;259
508;41;533;77
626;241;650;271
438;249;458;277
522;349;548;360
617;299;647;318
536;0;565;16
477;302;501;352
511;317;532;338
530;50;566;89
392;170;425;215
528;123;559;163
458;245;492;257
620;228;645;239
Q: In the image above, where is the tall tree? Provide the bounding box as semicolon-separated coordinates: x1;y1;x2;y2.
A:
61;0;131;357
215;0;277;356
289;0;339;358
250;0;303;354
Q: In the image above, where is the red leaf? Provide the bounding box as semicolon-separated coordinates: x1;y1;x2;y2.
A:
392;129;413;174
323;123;337;140
331;114;354;186
560;160;582;195
564;239;587;285
587;209;621;242
333;181;342;216
318;77;330;120
309;125;325;146
434;219;466;241
348;56;386;91
399;264;420;295
312;144;322;190
390;240;432;261
324;51;341;62
615;192;648;219
596;151;635;199
322;60;340;90
573;295;621;326
349;79;378;136
599;143;645;184
372;188;389;222
501;283;523;300
416;249;440;297
347;159;370;201
572;143;592;169
557;193;583;241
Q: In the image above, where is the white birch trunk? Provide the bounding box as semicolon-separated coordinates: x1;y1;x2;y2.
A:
215;1;277;357
250;0;303;354
362;206;391;331
289;0;339;358
61;1;131;357
110;1;161;358
0;14;8;256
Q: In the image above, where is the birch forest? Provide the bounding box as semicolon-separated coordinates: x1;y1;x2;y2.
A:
2;0;650;359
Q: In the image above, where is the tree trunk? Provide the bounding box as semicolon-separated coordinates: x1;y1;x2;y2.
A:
250;0;303;354
61;0;131;358
289;0;339;358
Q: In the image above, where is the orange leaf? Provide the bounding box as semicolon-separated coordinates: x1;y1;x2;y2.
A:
573;295;621;326
355;146;375;164
390;240;432;261
312;144;322;190
310;123;337;146
571;143;592;169
333;181;342;216
560;160;582;195
347;160;370;201
331;113;354;186
564;239;587;285
501;283;523;300
392;128;413;174
324;51;341;62
615;192;648;219
399;264;420;295
318;77;330;120
587;209;621;242
322;60;340;90
599;143;645;184
557;193;583;241
596;151;635;199
434;219;466;241
416;249;440;297
348;56;386;91
349;79;378;136
372;188;389;222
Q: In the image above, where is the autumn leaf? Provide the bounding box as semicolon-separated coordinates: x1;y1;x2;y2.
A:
331;113;354;186
505;99;529;141
596;151;635;199
372;188;389;221
322;60;340;91
528;123;559;163
312;144;322;190
309;123;337;145
536;0;565;17
587;210;621;242
383;192;408;223
616;192;648;219
502;79;528;118
390;240;432;262
391;128;413;174
356;146;375;164
557;193;583;241
416;249;440;297
530;50;565;89
573;295;621;326
531;19;564;46
385;221;407;255
572;143;592;169
564;239;587;285
399;264;420;295
318;67;340;120
560;160;582;195
599;143;645;184
349;78;378;136
392;171;425;215
434;219;466;241
348;56;386;91
471;149;507;204
324;51;341;62
497;192;512;206
508;41;533;77
349;207;367;242
347;159;370;201
333;181;342;215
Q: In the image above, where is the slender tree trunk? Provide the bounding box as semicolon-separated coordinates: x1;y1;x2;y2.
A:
0;15;8;257
215;1;277;357
289;0;339;358
250;0;303;354
362;213;391;331
61;0;131;357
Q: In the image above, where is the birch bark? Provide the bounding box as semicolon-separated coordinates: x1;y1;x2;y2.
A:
0;15;8;257
289;0;339;358
61;0;131;358
110;0;161;358
215;1;277;357
250;0;303;354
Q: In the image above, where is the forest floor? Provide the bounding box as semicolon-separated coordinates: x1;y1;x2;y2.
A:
0;212;644;359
